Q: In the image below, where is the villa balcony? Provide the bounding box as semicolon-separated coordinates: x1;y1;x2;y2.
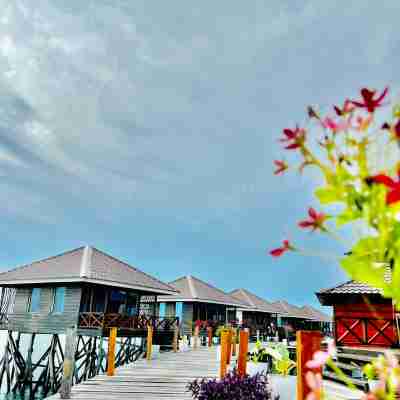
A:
78;312;179;337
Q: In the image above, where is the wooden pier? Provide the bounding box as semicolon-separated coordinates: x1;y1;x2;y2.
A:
47;346;235;400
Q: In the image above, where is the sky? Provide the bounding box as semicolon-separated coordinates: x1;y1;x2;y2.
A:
0;0;399;312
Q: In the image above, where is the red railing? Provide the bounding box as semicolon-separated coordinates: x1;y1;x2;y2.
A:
78;312;179;331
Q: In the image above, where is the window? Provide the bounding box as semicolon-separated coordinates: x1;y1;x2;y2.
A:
28;288;41;313
52;287;65;313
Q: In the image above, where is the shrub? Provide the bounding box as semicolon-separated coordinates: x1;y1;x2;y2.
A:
187;370;278;400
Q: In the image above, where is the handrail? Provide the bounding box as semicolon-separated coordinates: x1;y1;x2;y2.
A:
78;312;179;331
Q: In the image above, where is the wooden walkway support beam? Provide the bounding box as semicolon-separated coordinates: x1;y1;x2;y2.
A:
107;327;117;376
237;329;249;377
296;330;322;400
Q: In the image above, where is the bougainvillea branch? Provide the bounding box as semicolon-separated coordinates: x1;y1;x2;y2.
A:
270;86;400;308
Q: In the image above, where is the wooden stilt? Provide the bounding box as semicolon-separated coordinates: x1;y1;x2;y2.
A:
59;328;77;399
107;327;118;376
238;329;249;377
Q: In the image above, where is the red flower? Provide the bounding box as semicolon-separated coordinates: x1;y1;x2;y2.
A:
369;171;400;205
351;87;388;113
269;240;293;257
273;160;288;175
298;207;328;231
280;126;306;150
334;99;355;116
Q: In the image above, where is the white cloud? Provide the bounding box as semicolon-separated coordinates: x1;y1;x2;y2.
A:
0;0;399;229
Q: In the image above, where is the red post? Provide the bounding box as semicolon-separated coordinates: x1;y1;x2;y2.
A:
296;330;322;400
237;329;249;377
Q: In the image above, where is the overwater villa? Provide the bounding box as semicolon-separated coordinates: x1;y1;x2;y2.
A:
0;246;178;338
317;280;398;347
271;300;315;338
228;288;280;337
157;275;244;336
299;305;332;334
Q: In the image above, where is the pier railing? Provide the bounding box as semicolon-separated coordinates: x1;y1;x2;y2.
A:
78;312;179;331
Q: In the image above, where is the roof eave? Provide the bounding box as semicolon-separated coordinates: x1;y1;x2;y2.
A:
0;277;178;295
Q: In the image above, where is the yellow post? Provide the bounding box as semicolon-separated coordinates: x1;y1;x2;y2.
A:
232;329;237;356
146;325;153;361
172;324;179;353
107;327;117;376
226;329;233;364
237;329;249;377
219;330;229;378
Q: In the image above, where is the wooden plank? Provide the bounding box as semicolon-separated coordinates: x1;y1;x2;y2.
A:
47;345;236;400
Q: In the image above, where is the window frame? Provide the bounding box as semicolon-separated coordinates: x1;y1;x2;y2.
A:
51;287;66;314
28;288;41;313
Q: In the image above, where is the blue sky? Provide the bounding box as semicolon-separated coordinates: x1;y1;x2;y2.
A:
0;1;399;311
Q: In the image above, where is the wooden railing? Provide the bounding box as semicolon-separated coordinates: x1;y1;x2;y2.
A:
78;312;179;331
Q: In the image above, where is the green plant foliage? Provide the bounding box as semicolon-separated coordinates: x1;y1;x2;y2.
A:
271;87;400;310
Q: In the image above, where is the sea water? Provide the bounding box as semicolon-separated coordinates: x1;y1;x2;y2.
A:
0;331;150;400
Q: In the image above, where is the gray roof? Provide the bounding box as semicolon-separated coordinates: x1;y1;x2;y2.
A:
272;300;311;319
158;275;245;307
0;246;177;295
299;305;332;323
317;280;381;295
229;288;280;314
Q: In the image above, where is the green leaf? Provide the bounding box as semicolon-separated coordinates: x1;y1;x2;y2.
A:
315;187;342;204
336;208;361;227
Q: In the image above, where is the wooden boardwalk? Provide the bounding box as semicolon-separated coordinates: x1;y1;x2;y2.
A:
48;347;233;400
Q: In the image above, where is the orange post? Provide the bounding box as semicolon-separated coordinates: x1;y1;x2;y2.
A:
237;329;249;377
207;327;213;347
146;325;153;361
106;327;117;376
296;330;322;400
219;330;229;378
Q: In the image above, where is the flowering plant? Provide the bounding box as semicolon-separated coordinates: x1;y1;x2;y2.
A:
270;87;400;398
187;370;278;400
270;86;400;306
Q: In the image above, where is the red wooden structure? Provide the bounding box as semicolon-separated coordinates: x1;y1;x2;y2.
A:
317;281;398;348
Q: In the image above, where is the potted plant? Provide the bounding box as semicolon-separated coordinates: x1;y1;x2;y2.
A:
363;361;381;392
249;342;297;399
